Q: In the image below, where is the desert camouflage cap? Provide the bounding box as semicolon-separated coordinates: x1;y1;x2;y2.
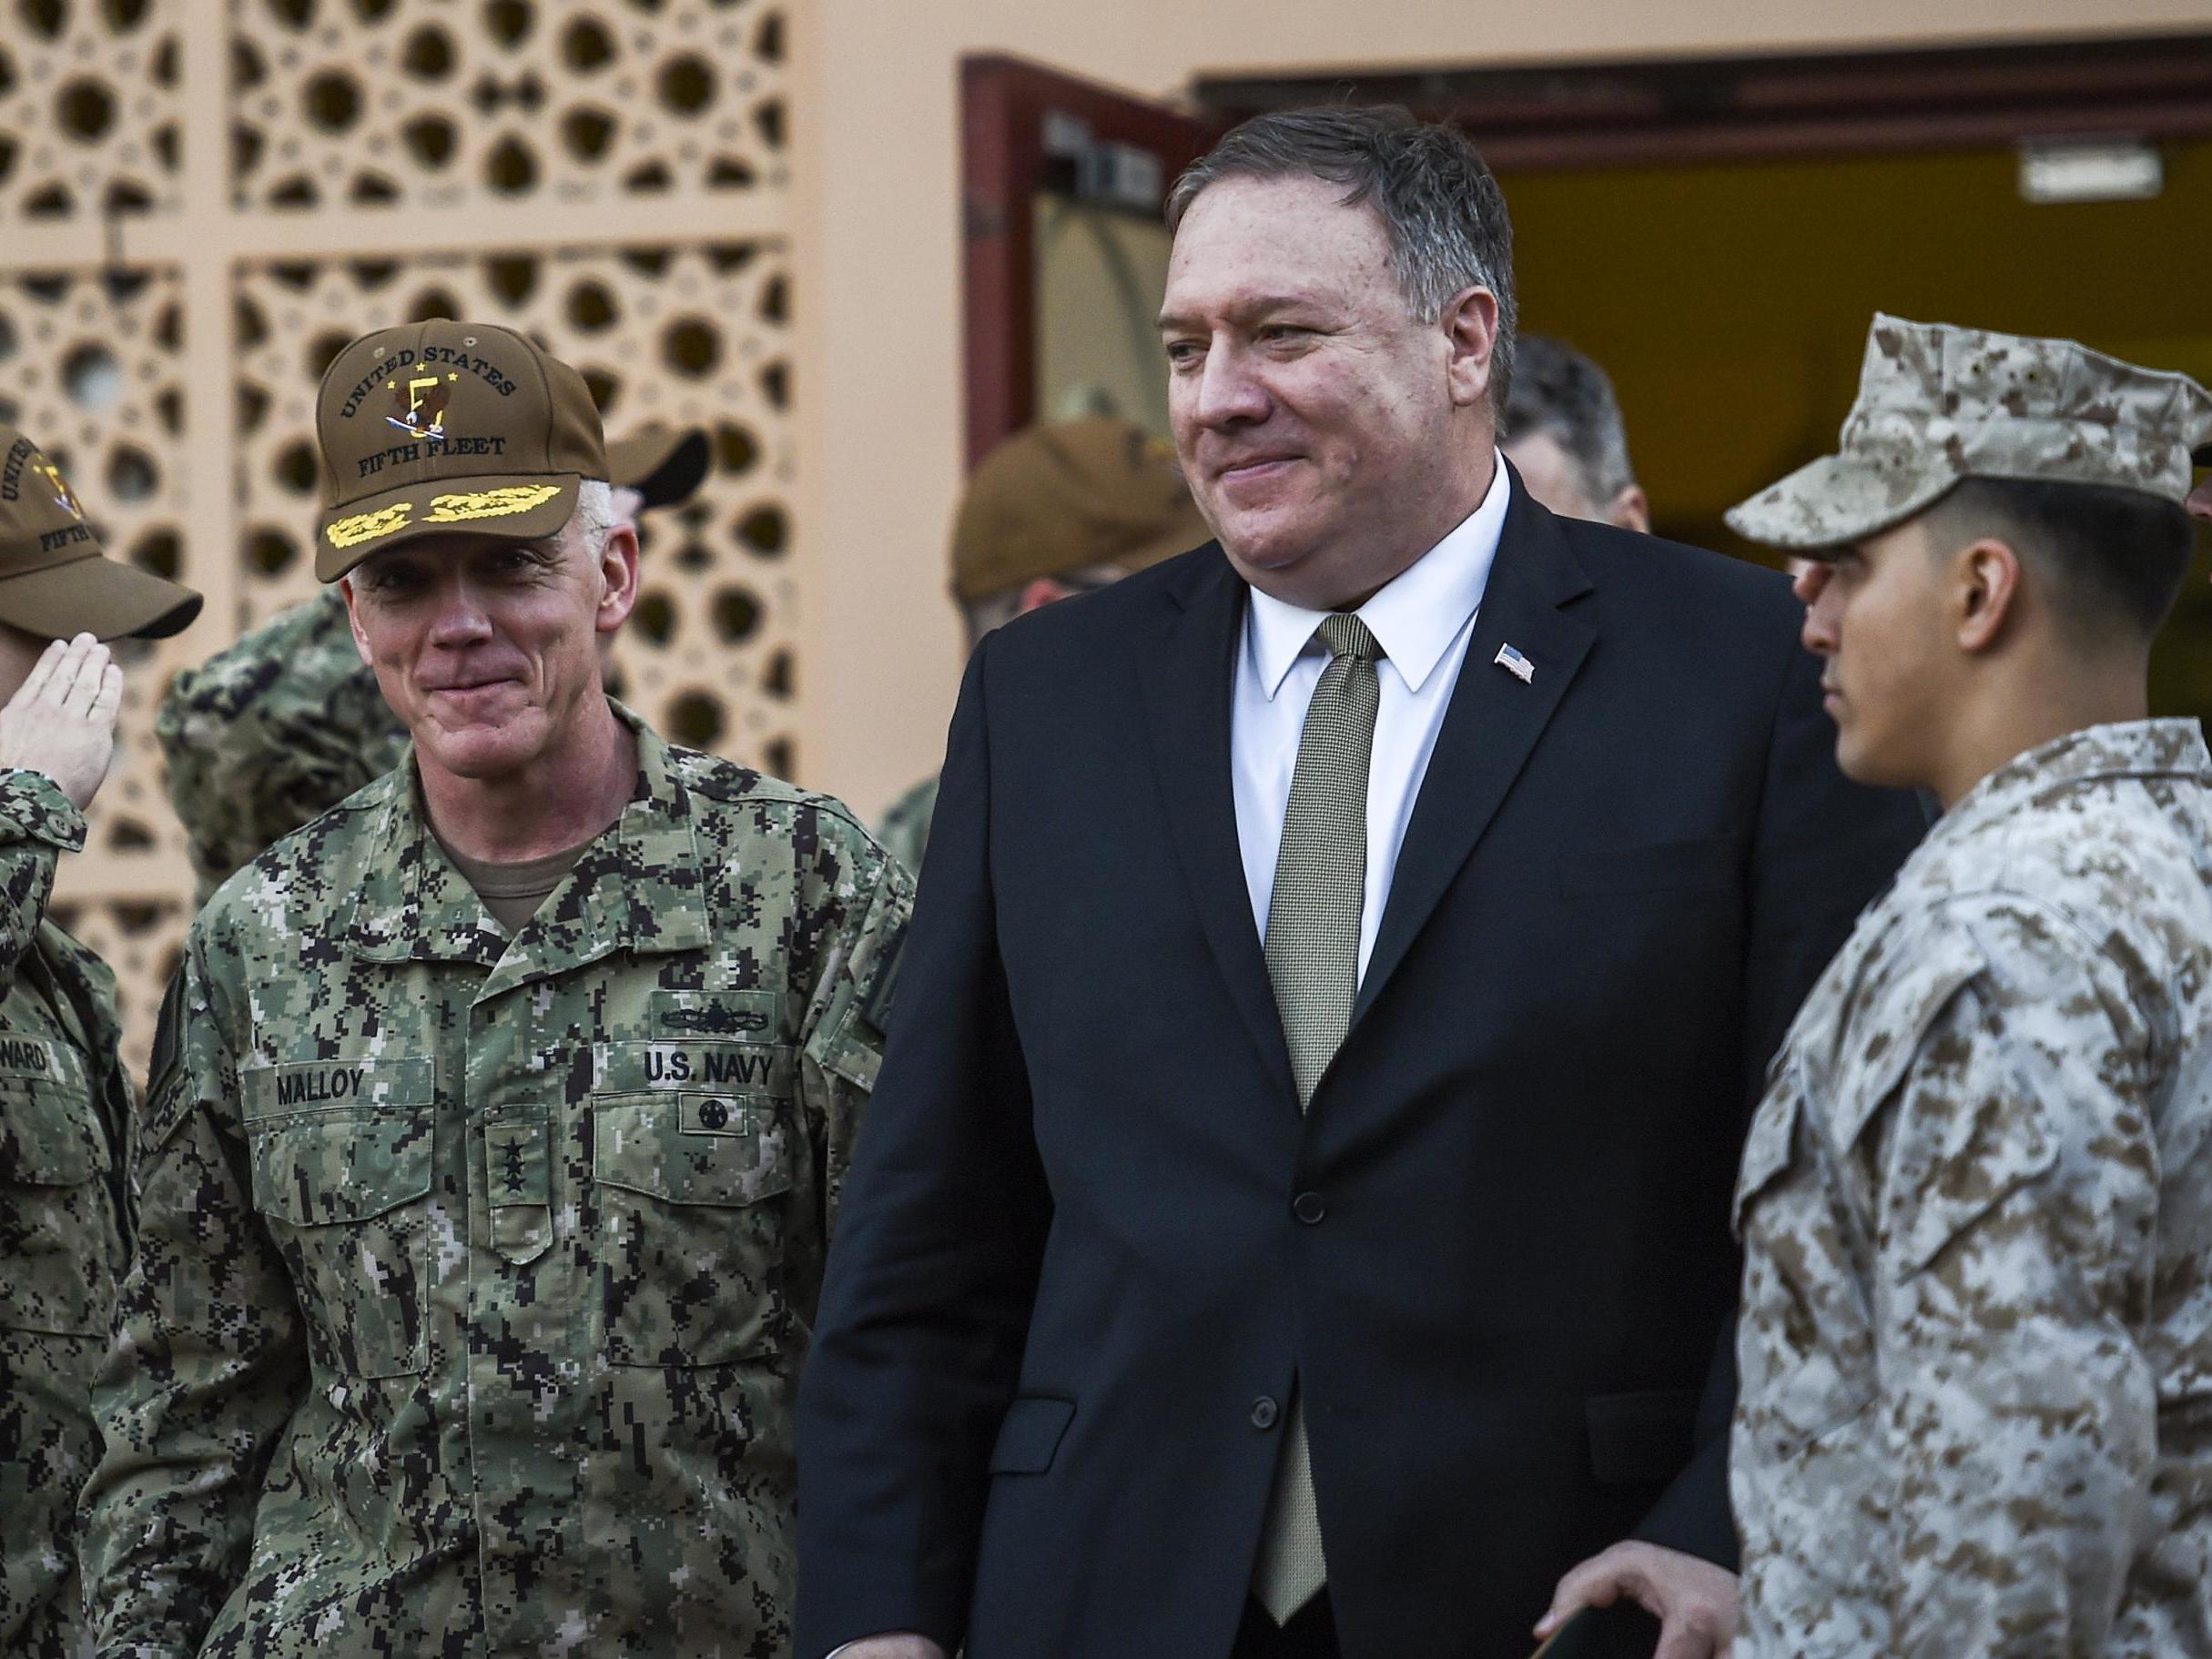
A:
1728;314;2212;552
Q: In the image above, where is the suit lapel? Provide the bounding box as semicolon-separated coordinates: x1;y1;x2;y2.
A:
1352;486;1597;1028
1137;548;1295;1101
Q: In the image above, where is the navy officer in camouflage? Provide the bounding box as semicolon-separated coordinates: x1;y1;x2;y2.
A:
0;423;201;1657
1718;316;2212;1655
874;416;1204;876
155;420;709;905
79;322;909;1658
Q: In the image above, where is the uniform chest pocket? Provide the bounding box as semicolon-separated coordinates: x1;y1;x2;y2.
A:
1732;1082;1877;1459
0;1065;117;1338
592;1038;796;1369
245;1062;435;1381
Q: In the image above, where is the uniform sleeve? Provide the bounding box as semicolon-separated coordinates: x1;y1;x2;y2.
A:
797;835;915;1235
0;768;85;1000
78;930;308;1659
1867;902;2161;1658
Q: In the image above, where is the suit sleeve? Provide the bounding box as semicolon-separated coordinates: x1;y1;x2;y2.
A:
796;634;1053;1659
1632;624;1927;1568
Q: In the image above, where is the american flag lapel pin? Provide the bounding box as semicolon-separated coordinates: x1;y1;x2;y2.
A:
1494;642;1535;684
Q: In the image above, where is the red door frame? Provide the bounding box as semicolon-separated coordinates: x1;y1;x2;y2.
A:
1194;32;2212;170
964;34;2212;466
960;56;1221;470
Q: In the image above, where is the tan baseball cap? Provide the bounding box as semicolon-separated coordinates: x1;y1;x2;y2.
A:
0;426;201;641
609;423;710;511
1729;314;2212;553
314;319;607;581
951;418;1208;603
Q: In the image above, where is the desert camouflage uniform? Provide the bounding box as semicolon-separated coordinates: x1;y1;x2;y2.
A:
874;771;939;879
154;587;405;905
0;770;135;1659
80;703;911;1659
1732;719;2212;1657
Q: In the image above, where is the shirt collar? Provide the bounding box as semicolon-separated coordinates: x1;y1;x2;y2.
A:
1245;451;1511;701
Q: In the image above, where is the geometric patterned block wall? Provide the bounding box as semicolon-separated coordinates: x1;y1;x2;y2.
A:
1;0;796;1077
228;0;787;211
0;0;183;220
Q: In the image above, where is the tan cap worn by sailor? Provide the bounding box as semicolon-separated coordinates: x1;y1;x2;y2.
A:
313;319;608;580
607;423;710;511
0;424;201;640
951;417;1208;603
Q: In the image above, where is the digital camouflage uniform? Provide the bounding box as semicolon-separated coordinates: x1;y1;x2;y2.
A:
1724;319;2212;1657
873;772;939;879
0;770;136;1659
154;586;404;905
1731;720;2212;1655
81;704;912;1659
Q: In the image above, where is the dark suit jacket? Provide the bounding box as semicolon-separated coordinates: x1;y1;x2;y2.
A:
797;483;1926;1659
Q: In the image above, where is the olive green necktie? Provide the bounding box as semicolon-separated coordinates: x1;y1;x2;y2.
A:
1253;612;1382;1624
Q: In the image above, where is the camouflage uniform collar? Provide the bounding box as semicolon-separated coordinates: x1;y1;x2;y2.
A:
1933;717;2211;846
342;700;711;979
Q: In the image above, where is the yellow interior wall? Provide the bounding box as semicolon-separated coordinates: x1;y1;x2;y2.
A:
1505;138;2212;719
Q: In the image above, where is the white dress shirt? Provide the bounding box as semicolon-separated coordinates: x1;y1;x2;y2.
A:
1232;456;1510;979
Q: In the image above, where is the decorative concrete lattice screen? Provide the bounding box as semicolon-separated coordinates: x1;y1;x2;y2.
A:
0;0;796;1076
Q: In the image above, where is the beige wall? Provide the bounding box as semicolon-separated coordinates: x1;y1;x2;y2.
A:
793;0;2212;823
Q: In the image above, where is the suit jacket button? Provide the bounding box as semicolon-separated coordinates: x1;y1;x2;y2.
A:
1294;1192;1326;1225
1250;1396;1280;1430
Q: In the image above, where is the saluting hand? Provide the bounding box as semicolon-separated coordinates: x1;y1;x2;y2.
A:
0;632;124;810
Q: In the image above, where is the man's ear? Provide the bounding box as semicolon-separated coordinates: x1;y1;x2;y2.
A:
340;577;373;667
595;522;641;634
1955;536;2024;654
1607;486;1651;536
1015;576;1071;618
1440;285;1500;411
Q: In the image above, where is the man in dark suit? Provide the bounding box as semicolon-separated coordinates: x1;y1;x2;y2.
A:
797;106;1924;1659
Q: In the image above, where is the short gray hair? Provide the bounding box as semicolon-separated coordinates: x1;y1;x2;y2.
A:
569;477;615;555
1165;105;1518;409
1502;334;1637;504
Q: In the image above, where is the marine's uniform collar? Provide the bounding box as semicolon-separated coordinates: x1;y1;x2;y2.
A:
342;700;711;992
1927;717;2211;855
